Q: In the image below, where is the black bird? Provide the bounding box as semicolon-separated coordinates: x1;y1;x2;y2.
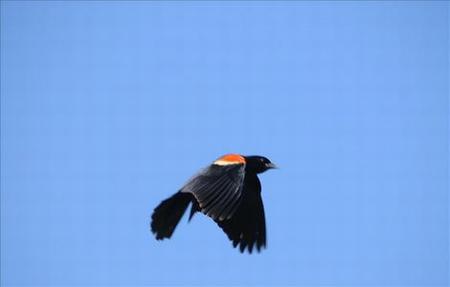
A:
150;154;276;253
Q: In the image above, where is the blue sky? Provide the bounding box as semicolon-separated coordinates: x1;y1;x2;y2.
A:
1;1;448;286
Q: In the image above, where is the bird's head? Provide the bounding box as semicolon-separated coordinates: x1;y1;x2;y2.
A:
244;155;277;174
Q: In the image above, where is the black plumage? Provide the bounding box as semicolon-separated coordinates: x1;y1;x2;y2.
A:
150;154;275;253
217;173;266;253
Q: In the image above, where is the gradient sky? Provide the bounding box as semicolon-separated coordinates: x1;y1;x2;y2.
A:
1;1;448;286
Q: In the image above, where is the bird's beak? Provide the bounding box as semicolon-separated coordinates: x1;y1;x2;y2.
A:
265;162;278;169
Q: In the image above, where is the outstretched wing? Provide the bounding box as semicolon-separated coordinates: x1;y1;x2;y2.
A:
216;174;266;253
181;163;245;221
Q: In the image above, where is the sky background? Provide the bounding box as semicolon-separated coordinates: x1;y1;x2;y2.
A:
1;1;448;286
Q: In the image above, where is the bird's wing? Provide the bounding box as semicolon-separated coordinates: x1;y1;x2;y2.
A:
181;163;245;221
216;174;266;253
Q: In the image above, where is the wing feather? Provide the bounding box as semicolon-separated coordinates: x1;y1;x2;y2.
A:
204;179;237;218
198;175;230;208
181;163;245;221
216;174;267;253
215;184;241;220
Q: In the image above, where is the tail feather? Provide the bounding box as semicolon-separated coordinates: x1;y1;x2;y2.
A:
151;192;192;240
188;200;200;222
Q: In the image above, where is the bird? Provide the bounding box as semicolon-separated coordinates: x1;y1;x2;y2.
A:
150;154;276;253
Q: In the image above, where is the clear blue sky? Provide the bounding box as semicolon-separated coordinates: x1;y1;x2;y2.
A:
1;1;448;286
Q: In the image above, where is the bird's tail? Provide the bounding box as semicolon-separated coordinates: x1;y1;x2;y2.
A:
151;191;193;240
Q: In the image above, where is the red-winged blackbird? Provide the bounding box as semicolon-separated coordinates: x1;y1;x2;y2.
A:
150;154;276;253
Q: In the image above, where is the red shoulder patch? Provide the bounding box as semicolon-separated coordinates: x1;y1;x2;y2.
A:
214;154;245;165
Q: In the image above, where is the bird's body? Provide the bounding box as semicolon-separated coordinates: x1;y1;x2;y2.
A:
150;154;275;253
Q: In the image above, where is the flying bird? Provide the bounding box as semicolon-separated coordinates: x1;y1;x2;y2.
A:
150;154;276;253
